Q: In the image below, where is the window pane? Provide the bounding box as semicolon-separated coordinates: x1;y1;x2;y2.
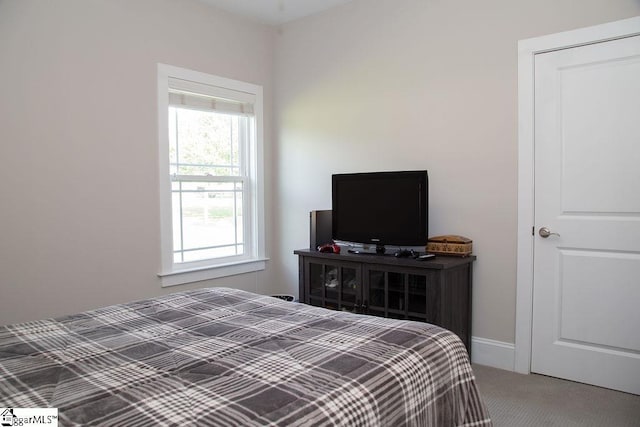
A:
172;191;183;260
183;247;239;262
169;107;242;176
172;180;244;263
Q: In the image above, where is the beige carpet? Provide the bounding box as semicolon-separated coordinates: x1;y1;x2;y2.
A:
472;364;640;427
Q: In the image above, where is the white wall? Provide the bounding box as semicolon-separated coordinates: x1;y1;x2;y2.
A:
0;0;275;325
271;0;640;344
1;0;638;345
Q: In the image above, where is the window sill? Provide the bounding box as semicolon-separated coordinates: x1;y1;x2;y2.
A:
159;258;268;287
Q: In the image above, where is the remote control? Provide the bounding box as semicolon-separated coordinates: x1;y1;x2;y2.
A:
416;253;435;261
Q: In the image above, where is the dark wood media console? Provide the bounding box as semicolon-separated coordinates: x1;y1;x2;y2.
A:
294;249;476;354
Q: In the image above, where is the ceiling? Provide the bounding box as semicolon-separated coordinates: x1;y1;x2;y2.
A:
199;0;355;25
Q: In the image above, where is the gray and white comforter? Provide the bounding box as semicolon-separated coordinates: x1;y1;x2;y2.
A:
0;287;491;426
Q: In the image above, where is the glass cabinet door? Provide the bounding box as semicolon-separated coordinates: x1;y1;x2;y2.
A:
406;273;439;323
364;267;437;323
367;270;385;318
341;267;358;308
309;263;324;298
387;272;405;318
306;259;361;313
365;269;407;319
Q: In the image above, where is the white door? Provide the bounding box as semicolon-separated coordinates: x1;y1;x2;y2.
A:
531;34;640;395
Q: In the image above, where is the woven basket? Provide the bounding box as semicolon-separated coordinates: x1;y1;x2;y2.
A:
426;235;472;257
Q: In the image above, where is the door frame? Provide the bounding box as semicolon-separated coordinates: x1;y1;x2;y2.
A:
515;16;640;374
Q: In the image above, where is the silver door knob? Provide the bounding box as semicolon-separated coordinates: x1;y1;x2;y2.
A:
539;227;560;238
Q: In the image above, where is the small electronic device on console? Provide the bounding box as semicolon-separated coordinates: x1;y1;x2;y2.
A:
394;249;415;258
393;249;435;260
317;242;341;254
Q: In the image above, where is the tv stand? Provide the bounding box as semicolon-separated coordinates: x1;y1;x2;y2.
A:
294;249;475;354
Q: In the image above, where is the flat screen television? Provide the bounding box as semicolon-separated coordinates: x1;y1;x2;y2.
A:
332;170;428;252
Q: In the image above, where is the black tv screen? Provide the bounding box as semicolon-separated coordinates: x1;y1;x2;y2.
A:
332;170;428;248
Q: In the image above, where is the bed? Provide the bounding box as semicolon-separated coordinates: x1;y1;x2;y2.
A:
0;287;491;426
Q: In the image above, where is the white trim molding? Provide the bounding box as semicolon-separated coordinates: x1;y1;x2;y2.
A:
159;258;268;288
471;337;516;371
516;16;640;374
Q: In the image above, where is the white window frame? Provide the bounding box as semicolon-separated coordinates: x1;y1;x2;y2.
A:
157;64;266;287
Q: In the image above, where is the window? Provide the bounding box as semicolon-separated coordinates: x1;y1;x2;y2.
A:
158;64;266;286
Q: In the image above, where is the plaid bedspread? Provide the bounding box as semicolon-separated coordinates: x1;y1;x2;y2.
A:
0;287;491;426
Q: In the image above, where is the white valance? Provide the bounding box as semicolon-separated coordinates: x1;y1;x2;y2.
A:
168;77;255;116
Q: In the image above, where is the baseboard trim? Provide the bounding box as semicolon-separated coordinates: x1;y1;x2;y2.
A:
471;337;516;371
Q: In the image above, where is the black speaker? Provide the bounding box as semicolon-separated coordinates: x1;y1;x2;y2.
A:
310;210;332;250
